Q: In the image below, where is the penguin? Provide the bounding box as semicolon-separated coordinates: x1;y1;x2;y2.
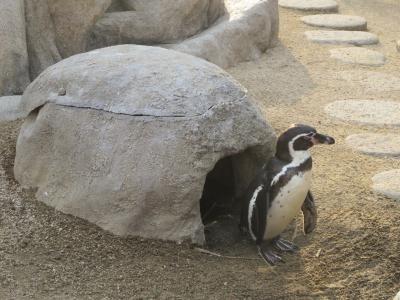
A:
240;124;335;265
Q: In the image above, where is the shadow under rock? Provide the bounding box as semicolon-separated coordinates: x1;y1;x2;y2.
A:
228;41;314;107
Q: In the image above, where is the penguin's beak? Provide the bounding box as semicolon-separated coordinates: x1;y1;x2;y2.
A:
312;133;335;145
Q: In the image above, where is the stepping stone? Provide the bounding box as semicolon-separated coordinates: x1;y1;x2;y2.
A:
338;71;400;92
330;47;386;66
0;96;26;121
394;290;400;300
301;14;367;31
397;40;400;52
372;170;400;201
305;30;378;45
279;0;338;12
325;100;400;127
346;133;400;157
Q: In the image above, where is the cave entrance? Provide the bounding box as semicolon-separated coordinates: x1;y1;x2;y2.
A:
200;155;238;225
199;146;269;246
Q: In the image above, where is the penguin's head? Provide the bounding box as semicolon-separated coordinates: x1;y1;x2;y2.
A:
276;124;335;161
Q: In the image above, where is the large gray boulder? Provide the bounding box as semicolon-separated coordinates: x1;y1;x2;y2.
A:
0;0;30;95
15;45;275;244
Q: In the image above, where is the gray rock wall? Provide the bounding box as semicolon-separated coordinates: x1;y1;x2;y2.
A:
172;0;279;69
24;0;111;79
0;0;278;94
0;0;30;95
24;0;62;79
49;0;112;57
88;0;222;49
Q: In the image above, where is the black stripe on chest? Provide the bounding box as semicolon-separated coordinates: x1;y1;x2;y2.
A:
269;158;312;206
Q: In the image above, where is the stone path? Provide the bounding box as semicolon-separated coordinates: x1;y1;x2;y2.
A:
281;0;397;207
329;47;386;66
301;14;367;31
280;0;385;67
0;96;25;122
325;95;400;202
337;71;400;92
279;0;338;12
325;100;400;127
277;1;399;295
305;30;378;45
346;133;400;157
372;170;400;201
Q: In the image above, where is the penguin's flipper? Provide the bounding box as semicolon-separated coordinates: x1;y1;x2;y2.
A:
239;168;269;233
248;184;268;244
250;184;283;265
301;191;317;234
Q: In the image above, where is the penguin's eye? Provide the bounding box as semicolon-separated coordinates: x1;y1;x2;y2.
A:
303;133;315;141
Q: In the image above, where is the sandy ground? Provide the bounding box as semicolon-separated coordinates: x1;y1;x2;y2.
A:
1;1;400;299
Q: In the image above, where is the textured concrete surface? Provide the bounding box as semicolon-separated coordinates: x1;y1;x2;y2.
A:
279;0;338;12
372;169;400;201
305;30;378;45
325;100;400;127
346;133;400;157
330;47;386;66
0;96;26;121
337;71;400;92
301;14;367;30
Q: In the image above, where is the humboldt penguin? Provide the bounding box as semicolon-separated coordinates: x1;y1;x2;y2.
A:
240;124;335;265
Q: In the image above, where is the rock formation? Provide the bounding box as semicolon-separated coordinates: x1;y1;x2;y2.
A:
14;45;276;244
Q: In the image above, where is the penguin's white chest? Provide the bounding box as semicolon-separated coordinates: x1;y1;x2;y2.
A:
264;171;312;240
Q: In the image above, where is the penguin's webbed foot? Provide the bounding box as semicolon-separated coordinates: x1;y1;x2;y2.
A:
273;237;299;253
257;245;283;265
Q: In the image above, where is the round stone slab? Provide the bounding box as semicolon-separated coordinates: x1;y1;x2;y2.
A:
346;133;400;157
397;40;400;52
372;170;400;201
394;290;400;300
325;100;400;127
330;47;386;66
338;71;400;92
279;0;338;12
0;96;26;121
305;30;378;45
301;14;367;30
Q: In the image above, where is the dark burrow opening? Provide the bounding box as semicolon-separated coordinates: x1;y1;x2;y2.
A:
200;154;249;249
200;155;238;225
199;147;267;250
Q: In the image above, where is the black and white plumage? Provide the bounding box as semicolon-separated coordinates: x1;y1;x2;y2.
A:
240;124;335;265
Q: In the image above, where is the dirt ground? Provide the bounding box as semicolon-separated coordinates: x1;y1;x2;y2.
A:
1;1;400;299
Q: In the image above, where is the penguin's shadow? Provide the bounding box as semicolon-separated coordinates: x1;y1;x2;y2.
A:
229;40;315;107
203;213;312;259
202;214;331;297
